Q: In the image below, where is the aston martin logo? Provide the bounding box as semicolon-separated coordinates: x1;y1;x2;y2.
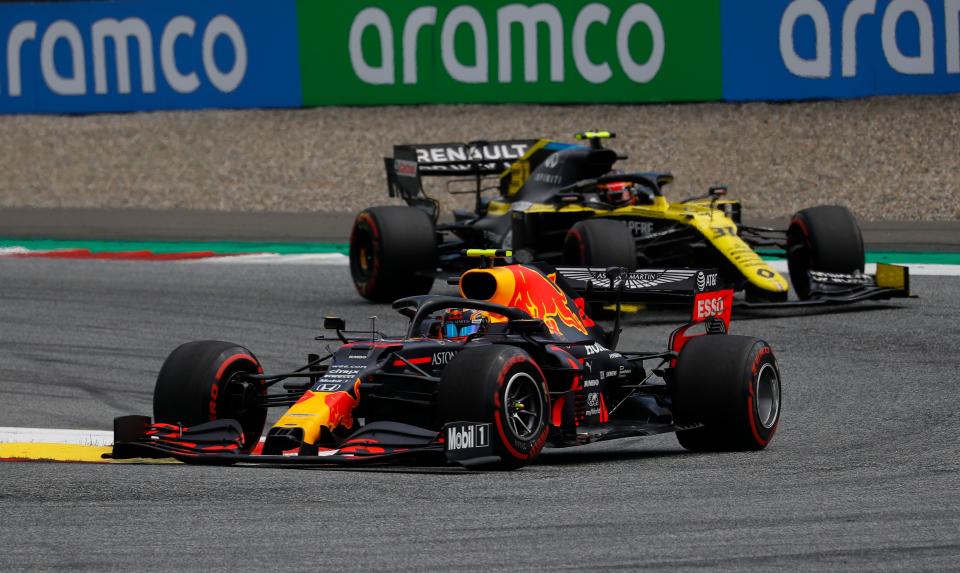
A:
557;267;699;289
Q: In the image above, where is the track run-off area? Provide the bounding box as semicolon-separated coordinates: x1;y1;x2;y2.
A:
0;242;959;571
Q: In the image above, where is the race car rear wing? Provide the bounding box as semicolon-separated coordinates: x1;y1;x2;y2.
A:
385;140;537;218
554;265;734;332
554;266;723;305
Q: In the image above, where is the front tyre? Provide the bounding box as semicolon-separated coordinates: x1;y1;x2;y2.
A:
563;218;636;270
439;345;550;470
153;340;266;452
350;206;437;303
787;205;865;299
672;335;781;452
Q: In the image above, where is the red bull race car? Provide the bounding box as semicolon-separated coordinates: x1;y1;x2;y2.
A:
111;254;782;470
350;132;910;309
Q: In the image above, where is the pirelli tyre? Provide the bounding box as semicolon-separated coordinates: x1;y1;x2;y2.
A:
787;205;865;299
439;345;550;470
153;340;266;452
672;335;781;452
350;206;438;303
563;218;636;270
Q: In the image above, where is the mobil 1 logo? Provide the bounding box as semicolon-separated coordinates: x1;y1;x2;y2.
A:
444;421;493;461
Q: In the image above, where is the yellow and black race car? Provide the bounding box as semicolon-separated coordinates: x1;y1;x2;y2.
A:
350;132;910;308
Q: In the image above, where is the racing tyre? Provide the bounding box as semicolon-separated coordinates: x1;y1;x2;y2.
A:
153;340;266;452
439;345;550;470
787;205;864;299
563;218;636;270
672;335;781;452
564;219;636;318
350;206;437;303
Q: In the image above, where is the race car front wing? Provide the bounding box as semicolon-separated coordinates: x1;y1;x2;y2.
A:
738;262;913;309
108;416;500;469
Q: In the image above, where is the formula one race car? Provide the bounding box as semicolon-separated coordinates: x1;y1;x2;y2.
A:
111;255;781;470
349;133;910;308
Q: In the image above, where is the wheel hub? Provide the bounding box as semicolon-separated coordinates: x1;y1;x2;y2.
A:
755;362;780;429
503;372;544;440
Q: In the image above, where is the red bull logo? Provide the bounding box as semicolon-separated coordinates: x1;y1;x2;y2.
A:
273;378;362;445
460;265;588;339
322;380;362;431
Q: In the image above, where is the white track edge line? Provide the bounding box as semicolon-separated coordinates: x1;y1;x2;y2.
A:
0;427;113;446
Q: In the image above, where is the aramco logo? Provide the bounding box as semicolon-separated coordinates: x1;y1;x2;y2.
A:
348;3;666;86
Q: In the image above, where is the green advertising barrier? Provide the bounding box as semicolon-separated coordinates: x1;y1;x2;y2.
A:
297;1;721;104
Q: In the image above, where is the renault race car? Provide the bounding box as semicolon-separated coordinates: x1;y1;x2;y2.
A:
349;133;910;309
111;255;782;470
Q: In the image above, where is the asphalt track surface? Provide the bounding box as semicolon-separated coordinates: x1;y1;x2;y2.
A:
1;259;959;571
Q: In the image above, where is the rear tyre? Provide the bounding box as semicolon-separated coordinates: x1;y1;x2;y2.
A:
350;206;437;303
563;218;636;270
153;340;266;452
439;345;550;470
672;335;781;452
787;205;864;299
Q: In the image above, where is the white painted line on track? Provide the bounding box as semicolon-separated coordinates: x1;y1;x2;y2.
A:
182;253;349;266
0;427;113;446
890;264;960;276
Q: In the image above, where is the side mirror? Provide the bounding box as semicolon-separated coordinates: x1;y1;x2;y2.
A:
509;319;547;334
324;317;346;331
708;185;727;198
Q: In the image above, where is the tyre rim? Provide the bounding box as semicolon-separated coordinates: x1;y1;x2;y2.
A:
755;362;780;429
358;246;369;272
503;372;544;440
351;230;375;281
223;366;266;450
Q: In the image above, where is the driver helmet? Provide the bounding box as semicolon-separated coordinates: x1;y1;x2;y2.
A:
597;181;636;205
440;309;488;338
597;181;655;206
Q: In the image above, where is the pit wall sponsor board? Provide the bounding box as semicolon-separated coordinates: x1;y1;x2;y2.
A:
0;0;301;113
296;0;723;104
723;0;960;100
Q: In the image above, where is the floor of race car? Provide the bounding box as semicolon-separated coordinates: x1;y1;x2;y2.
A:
1;258;958;572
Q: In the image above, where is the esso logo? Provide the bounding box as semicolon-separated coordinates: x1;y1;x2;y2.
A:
696;295;725;320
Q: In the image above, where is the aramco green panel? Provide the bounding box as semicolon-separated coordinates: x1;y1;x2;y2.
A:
297;0;722;105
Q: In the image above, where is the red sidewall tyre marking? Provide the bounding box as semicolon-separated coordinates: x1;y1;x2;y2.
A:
492;355;549;462
747;345;778;447
352;212;382;295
